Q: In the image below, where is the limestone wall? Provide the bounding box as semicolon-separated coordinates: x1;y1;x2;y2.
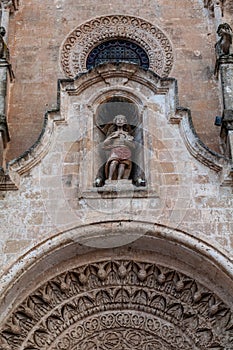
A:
6;0;229;159
0;63;232;284
0;2;233;347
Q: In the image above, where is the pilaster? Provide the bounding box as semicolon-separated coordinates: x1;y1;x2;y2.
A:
0;1;17;189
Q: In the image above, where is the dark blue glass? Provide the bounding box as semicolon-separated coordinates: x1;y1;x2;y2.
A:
86;39;149;70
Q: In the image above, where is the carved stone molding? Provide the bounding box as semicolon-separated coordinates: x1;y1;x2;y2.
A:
8;109;63;176
60;15;173;78
178;109;228;172
0;259;232;349
0;171;18;190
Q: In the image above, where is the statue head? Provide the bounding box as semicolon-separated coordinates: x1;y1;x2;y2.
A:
0;27;6;37
113;115;128;126
217;23;232;36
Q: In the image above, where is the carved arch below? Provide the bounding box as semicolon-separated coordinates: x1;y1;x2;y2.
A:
60;15;174;78
0;258;232;349
0;223;232;349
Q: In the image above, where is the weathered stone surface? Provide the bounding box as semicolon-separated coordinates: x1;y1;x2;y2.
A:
5;0;228;159
0;2;232;349
1;257;232;349
0;63;232;267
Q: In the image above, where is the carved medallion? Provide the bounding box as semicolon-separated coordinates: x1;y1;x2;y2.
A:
60;15;173;78
0;259;232;349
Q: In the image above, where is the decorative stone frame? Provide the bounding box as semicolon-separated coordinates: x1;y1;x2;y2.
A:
0;223;233;350
90;89;147;189
62;62;178;201
60;15;174;78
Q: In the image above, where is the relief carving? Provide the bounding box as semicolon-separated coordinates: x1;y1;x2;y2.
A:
203;0;222;16
60;15;173;78
0;27;8;60
0;260;232;349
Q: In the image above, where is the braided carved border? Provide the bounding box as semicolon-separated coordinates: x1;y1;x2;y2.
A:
60;15;173;78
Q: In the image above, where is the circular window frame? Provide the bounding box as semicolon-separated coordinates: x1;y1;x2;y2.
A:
60;15;174;78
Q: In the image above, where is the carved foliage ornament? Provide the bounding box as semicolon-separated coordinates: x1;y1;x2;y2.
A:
60;15;173;78
0;259;232;349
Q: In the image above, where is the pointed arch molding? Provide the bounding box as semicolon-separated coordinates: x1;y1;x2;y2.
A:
0;223;233;349
60;15;174;78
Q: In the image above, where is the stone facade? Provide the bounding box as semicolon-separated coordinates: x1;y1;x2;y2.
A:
0;1;233;349
5;0;225;158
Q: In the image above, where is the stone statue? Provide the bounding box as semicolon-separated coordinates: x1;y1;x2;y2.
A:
103;115;135;180
215;23;233;58
94;114;146;188
215;23;233;75
0;26;14;81
0;27;8;60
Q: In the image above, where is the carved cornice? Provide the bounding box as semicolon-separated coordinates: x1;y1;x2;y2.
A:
64;63;172;96
0;258;232;349
60;15;173;78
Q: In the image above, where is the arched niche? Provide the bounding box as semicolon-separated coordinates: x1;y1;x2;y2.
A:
0;222;232;349
93;95;146;187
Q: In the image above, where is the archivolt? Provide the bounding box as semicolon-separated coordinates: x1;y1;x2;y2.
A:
0;222;232;349
0;258;232;349
60;15;173;78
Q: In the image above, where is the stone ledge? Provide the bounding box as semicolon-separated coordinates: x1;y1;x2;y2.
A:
0;169;18;191
81;181;157;199
221;168;233;186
